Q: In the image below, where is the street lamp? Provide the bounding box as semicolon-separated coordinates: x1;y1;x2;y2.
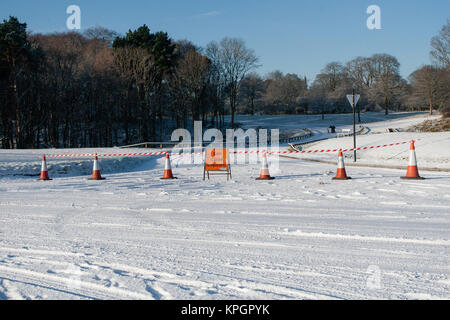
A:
346;86;360;162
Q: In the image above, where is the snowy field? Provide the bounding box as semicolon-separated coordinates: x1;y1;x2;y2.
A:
292;131;450;169
233;112;450;169
0;112;449;300
234;111;440;142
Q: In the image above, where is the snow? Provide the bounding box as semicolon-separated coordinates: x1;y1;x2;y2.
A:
293;132;450;169
234;111;441;143
233;112;450;169
0;112;449;300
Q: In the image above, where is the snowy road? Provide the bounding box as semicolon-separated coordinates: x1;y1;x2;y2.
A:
0;153;449;299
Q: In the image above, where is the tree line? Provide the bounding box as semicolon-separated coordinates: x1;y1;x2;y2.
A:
0;17;448;149
238;19;449;118
0;18;259;148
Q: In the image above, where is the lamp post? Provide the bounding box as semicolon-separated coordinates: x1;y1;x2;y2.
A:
346;87;360;162
352;88;356;162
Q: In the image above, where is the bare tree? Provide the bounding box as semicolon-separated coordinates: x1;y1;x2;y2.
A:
409;65;439;115
435;67;450;116
429;20;450;117
239;72;264;114
172;48;210;127
319;62;346;92
84;26;118;47
369;54;402;115
205;41;226;128
310;63;350;115
263;71;306;113
430;19;450;68
346;56;376;90
207;38;259;127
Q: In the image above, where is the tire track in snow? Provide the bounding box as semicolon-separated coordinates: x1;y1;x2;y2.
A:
0;265;153;300
0;279;12;300
80;262;175;300
282;230;450;246
0;247;84;257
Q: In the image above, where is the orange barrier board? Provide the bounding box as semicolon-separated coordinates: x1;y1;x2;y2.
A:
203;148;231;180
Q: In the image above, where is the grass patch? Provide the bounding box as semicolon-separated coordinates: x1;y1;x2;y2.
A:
411;117;450;132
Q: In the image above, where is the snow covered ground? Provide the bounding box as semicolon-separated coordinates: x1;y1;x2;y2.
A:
234;112;450;169
234;111;440;143
293;132;450;169
0;112;449;300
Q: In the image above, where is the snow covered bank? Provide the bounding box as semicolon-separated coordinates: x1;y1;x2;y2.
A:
292;132;450;169
234;112;440;143
0;148;159;179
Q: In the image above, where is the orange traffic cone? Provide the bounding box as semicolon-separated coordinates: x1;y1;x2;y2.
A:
256;152;275;180
401;140;424;180
88;154;105;180
161;153;177;179
332;150;351;180
39;155;52;180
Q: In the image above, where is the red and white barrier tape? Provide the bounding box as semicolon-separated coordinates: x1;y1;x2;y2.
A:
43;139;417;159
282;140;413;154
46;151;169;158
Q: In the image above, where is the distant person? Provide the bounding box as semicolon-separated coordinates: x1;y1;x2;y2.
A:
328;125;336;133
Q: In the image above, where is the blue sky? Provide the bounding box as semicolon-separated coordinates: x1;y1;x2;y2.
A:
1;0;449;82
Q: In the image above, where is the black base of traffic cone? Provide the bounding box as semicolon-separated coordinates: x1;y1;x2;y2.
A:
332;177;352;180
400;176;425;180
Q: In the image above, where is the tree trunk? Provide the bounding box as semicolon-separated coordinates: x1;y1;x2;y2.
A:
429;96;433;115
384;96;389;115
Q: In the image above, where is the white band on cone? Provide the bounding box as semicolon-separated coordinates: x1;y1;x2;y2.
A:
165;156;172;170
93;159;99;171
262;155;269;169
409;150;417;166
338;155;345;169
41;159;48;172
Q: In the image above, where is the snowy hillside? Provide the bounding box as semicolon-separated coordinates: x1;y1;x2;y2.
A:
293;132;450;169
234;111;440;142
